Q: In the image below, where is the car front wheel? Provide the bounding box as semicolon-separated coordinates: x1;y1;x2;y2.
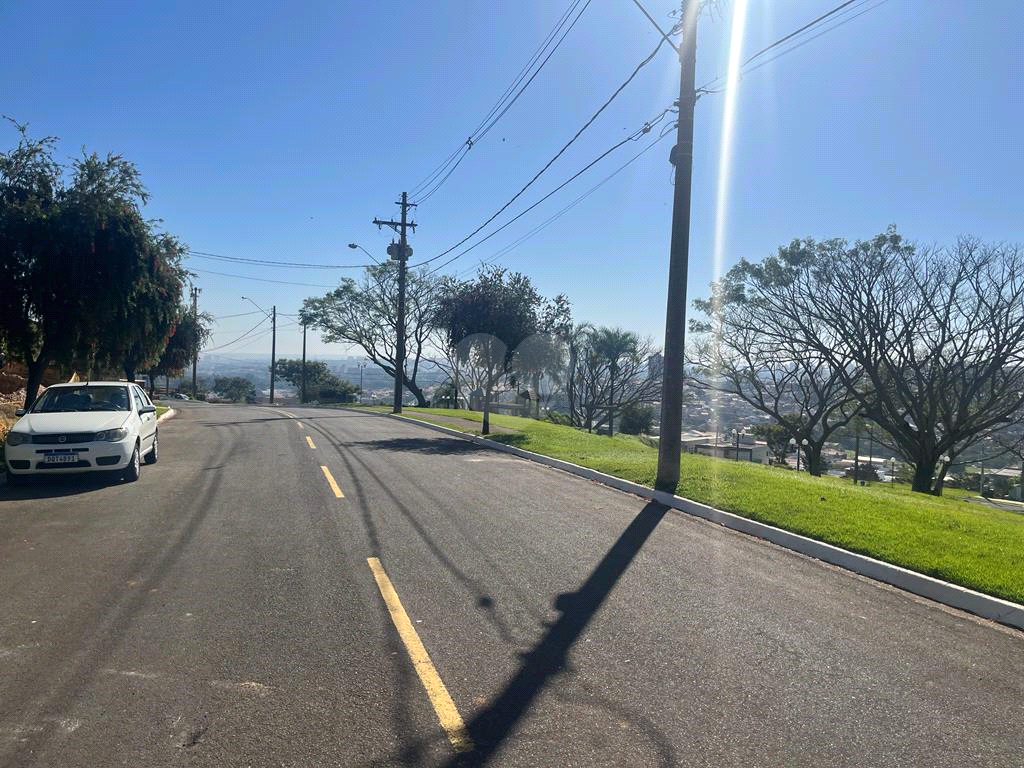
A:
123;444;141;482
144;431;158;465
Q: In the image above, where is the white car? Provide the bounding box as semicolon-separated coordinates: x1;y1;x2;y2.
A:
4;381;159;485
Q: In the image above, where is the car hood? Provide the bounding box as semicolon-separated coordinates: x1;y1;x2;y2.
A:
14;412;129;435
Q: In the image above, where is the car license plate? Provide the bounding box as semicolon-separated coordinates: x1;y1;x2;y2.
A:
45;454;78;464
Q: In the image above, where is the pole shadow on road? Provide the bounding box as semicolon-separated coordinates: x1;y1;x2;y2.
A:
438;500;673;767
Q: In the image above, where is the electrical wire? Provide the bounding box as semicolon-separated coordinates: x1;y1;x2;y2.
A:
426;108;671;276
740;0;891;79
699;0;885;93
187;249;370;270
187;267;336;289
202;316;269;352
451;126;673;280
409;0;593;205
416;37;669;270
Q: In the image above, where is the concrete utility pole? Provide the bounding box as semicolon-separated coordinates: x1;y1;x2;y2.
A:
373;192;417;414
301;321;307;404
270;305;277;405
655;0;700;493
190;284;201;398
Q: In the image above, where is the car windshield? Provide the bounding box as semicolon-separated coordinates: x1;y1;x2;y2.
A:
32;386;131;413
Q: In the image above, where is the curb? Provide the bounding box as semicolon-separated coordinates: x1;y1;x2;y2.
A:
387;412;1024;633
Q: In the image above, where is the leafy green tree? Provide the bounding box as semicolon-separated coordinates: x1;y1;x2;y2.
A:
434;267;543;435
271;358;358;403
590;327;640;437
566;326;660;434
213;376;257;403
750;422;795;465
0;125;65;405
301;263;441;407
618;403;655;435
0;123;186;406
509;294;572;418
94;230;188;381
149;306;214;383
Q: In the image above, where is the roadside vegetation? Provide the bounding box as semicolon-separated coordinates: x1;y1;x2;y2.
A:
376;407;1024;606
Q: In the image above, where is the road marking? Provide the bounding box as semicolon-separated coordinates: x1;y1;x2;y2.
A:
320;466;344;498
306;436;316;449
297;421;304;429
367;557;473;753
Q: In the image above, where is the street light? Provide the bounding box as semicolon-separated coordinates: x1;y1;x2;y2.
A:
358;362;366;402
789;437;809;471
890;457;897;483
241;296;276;405
348;243;380;264
731;428;740;461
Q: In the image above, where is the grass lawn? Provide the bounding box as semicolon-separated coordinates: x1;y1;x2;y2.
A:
378;407;1024;606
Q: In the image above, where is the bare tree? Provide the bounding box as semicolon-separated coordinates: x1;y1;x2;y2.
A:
301;263;442;407
740;229;1024;494
690;271;860;475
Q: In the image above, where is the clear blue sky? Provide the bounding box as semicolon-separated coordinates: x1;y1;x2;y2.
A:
3;1;1022;363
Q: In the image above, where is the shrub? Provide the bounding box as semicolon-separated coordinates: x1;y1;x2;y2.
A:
618;403;655;435
546;410;572;426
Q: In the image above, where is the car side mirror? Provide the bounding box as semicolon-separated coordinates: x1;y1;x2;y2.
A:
139;404;157;414
15;409;25;417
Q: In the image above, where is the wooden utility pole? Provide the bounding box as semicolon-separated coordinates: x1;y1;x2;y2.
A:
655;0;700;493
373;192;416;414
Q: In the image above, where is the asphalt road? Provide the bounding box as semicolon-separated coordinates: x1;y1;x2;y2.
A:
1;403;1022;767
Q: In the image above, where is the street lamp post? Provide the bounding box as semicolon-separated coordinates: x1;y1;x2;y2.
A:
241;297;276;405
731;428;740;461
348;243;380;264
890;457;897;483
358;362;366;402
790;437;809;471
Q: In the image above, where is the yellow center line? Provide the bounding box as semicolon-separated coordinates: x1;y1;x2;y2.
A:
367;558;473;753
320;466;344;498
297;421;304;429
306;436;316;449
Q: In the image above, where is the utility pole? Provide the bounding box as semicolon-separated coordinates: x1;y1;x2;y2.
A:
301;321;307;404
270;305;277;405
655;0;699;493
190;284;201;398
373;192;416;414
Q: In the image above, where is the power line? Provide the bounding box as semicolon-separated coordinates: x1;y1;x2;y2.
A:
187;249;370;270
409;0;593;204
427;108;672;276
452;127;674;280
202;316;270;352
416;36;670;270
740;0;891;78
699;0;886;93
187;267;336;289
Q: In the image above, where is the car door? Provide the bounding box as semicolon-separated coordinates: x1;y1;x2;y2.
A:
132;385;157;452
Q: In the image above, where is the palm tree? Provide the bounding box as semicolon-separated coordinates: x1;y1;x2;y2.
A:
590;327;640;436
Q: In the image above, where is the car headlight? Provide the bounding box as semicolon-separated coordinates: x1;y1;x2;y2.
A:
95;427;130;442
5;431;30;446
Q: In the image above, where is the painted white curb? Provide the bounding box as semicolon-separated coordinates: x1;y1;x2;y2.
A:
388;412;1024;633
